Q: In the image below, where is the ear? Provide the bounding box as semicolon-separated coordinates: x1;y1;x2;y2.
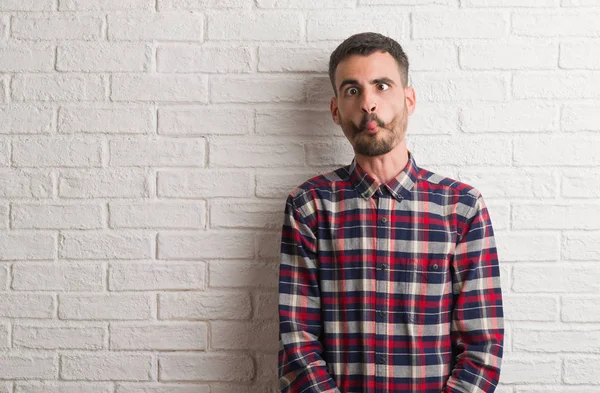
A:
404;86;416;116
330;96;341;125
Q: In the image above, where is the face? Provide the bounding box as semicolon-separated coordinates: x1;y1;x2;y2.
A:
330;51;416;157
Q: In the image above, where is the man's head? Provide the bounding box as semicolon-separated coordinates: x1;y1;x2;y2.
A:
328;32;416;158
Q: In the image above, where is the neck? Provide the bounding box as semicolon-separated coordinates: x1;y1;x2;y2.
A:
355;141;409;185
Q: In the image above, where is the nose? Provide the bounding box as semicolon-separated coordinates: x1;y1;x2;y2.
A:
360;90;377;114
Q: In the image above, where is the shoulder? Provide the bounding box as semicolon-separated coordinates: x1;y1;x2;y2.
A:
286;165;351;209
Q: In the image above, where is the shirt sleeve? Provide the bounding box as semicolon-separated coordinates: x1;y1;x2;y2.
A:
278;194;341;393
442;193;505;393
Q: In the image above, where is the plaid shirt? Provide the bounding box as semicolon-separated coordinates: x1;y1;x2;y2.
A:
278;150;504;393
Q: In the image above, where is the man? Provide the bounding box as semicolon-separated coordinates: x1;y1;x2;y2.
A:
278;32;504;393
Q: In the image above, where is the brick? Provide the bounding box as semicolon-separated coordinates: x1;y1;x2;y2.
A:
16;382;113;393
307;10;406;41
60;0;152;10
116;384;209;393
459;102;557;133
209;12;300;41
157;169;252;198
59;294;153;320
112;75;208;102
12;203;103;230
563;232;600;261
59;169;150;198
0;294;54;318
256;232;280;259
463;0;557;5
0;79;5;104
255;353;277;382
563;297;600;322
0;44;54;72
253;291;278;320
14;323;105;350
12;74;105;102
0;0;53;10
210;137;305;168
460;42;557;70
459;169;556;198
0;169;53;198
158;45;252;73
0;323;8;349
411;72;507;102
562;0;600;4
305;139;354;166
110;262;205;291
110;137;205;167
258;47;329;72
61;354;154;381
59;231;153;260
159;353;253;381
109;13;203;41
499;355;560;383
0;265;7;290
255;169;316;198
0;139;9;166
404;104;455;135
59;105;154;134
160;0;247;9
159;291;251;320
564;358;600;384
514;264;600;293
410;135;511;166
158;231;255;260
210;385;275;393
560;42;600;69
517;388;600;393
210;199;284;229
209;261;278;289
0;355;57;379
495;232;559;262
12;15;103;40
514;328;600;353
0;232;55;261
514;135;600;166
256;109;338;136
513;203;600;230
0;169;54;199
13;137;102;168
212;320;278;351
305;76;333;105
514;72;600;99
562;170;600;198
513;11;600;36
413;11;507;38
403;41;458;72
483;201;509;230
58;43;151;72
110;202;205;229
562;103;600;132
504;295;557;321
260;0;355;6
12;262;104;291
0;105;53;134
210;76;306;103
111;322;207;350
158;107;253;136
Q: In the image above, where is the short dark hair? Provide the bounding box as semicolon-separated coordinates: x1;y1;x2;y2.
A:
328;32;409;95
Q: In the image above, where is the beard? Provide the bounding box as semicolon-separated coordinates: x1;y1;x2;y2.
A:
340;105;408;157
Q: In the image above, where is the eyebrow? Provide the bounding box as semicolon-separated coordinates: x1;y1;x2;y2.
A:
338;77;396;93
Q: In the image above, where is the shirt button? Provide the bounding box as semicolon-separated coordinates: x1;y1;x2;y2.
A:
381;217;388;223
378;311;386;318
432;264;439;270
378;357;386;365
379;264;387;270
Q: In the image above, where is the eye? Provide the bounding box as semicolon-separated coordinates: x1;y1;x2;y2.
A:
377;83;390;91
346;87;359;96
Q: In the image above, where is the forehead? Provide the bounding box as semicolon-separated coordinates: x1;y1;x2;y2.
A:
334;51;401;87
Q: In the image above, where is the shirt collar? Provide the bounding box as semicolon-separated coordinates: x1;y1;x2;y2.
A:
348;149;420;201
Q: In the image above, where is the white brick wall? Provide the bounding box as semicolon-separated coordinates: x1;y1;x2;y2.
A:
0;0;598;391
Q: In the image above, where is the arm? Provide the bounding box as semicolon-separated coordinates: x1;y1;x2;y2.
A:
442;193;505;393
278;194;341;393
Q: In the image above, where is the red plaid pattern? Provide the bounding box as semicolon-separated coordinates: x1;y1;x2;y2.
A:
278;150;504;393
